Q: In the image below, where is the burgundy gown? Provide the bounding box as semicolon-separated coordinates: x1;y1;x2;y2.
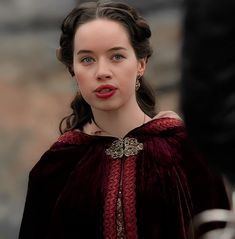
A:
19;117;229;239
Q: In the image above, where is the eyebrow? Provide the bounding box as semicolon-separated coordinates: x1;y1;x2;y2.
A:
76;47;127;55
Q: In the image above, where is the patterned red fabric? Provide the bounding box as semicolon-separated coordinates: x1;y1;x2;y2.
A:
103;158;121;239
56;117;184;146
123;156;138;239
19;117;230;239
103;155;138;239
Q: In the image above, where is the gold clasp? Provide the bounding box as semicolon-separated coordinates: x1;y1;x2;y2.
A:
105;137;143;159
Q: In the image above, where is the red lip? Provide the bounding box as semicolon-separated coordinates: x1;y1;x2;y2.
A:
94;84;117;99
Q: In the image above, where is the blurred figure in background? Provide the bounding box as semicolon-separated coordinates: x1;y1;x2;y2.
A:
181;0;235;238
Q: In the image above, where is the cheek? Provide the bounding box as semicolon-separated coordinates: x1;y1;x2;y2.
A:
120;77;136;95
74;72;85;92
74;69;87;85
75;77;87;93
74;71;92;98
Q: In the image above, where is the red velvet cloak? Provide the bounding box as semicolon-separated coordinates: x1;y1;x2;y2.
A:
19;117;229;238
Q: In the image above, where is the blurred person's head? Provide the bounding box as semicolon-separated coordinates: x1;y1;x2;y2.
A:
181;0;235;182
181;1;235;237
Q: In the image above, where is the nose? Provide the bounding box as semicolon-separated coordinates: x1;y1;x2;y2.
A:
96;59;112;80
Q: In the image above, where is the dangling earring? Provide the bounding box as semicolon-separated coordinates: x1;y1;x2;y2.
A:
135;74;141;91
76;81;79;91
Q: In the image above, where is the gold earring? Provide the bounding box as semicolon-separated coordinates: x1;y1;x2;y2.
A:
137;74;142;80
135;80;140;91
135;74;141;91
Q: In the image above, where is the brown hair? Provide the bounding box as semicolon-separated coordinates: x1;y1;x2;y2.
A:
57;1;156;133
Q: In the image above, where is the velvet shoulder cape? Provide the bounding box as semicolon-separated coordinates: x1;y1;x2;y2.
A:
19;117;230;239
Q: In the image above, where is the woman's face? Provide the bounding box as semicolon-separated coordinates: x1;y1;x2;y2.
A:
73;18;146;113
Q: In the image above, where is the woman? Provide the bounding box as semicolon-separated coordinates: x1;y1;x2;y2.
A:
19;1;229;238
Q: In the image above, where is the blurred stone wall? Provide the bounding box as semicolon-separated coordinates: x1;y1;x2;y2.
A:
0;1;183;238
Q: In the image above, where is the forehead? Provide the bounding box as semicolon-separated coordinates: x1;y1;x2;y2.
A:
74;19;132;50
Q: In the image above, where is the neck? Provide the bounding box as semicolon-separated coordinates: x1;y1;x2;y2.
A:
90;105;150;138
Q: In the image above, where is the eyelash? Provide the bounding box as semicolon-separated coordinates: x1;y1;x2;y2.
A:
80;57;94;63
112;54;125;61
80;54;125;64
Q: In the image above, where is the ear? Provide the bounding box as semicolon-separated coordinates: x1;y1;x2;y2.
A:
56;47;61;60
137;57;147;75
69;66;75;77
56;47;75;76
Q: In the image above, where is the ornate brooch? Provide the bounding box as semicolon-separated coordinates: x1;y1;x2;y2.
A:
105;137;143;159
